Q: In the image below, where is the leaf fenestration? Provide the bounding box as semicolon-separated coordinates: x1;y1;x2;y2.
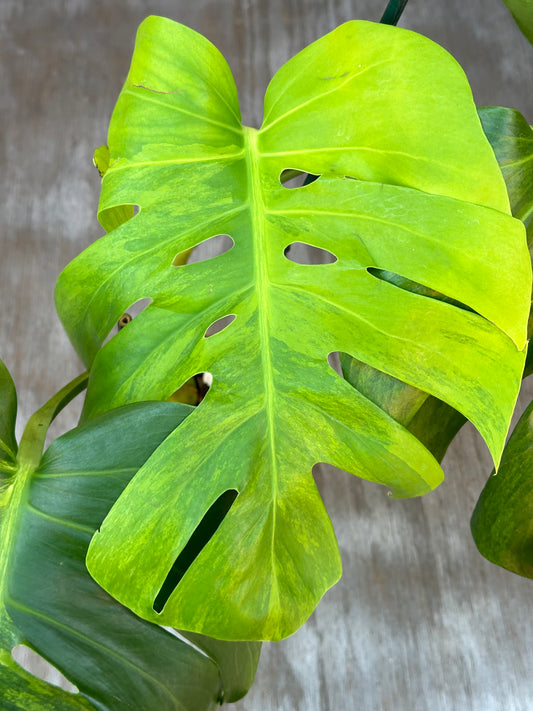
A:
55;17;531;640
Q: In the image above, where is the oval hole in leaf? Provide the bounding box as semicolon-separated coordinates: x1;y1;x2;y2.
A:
169;372;212;406
284;242;337;265
327;351;343;376
102;297;153;347
173;234;234;267
280;169;320;189
11;645;79;693
204;314;236;338
367;268;473;313
98;203;140;232
153;489;239;614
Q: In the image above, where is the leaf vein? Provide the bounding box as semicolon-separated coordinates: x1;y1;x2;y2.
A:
4;597;188;709
123;86;242;136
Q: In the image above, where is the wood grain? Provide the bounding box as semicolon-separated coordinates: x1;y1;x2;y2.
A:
1;1;532;709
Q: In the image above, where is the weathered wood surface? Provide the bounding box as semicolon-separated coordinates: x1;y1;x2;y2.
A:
1;0;532;708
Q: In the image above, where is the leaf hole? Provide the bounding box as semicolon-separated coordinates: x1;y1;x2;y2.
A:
204;314;236;338
284;242;337;265
367;268;473;313
11;645;79;693
173;234;234;267
99;203;140;231
169;372;212;406
280;169;320;189
102;297;153;346
327;351;343;376
153;489;239;613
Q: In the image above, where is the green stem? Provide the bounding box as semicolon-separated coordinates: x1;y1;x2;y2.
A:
16;372;88;471
380;0;409;25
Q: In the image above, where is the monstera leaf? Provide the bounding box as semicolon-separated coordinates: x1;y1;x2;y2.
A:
471;398;533;578
340;106;533;459
500;0;533;42
479;107;533;244
55;17;530;640
0;360;259;708
478;107;533;376
470;107;533;575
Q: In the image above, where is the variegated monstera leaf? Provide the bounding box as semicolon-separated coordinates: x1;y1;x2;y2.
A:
56;17;530;640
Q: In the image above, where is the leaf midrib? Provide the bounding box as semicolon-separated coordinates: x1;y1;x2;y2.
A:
244;127;280;607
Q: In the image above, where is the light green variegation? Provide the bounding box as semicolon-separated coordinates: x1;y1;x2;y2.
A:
0;361;259;708
55;17;530;640
341;106;533;463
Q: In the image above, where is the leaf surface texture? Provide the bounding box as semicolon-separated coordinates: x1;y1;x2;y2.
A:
55;17;531;640
0;369;258;708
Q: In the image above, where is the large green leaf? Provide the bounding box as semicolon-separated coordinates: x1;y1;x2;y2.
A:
499;0;533;42
55;17;530;640
471;397;533;578
0;364;258;708
341;106;533;460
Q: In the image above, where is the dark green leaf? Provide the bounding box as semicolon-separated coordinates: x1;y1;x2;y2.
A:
471;398;533;578
0;359;17;470
1;391;259;708
180;632;262;703
478;106;533;243
499;0;533;43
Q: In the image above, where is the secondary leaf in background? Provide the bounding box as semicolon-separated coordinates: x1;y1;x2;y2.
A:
478;107;533;376
499;0;533;43
478;107;533;243
0;364;258;709
341;106;533;460
56;17;531;640
471;398;533;578
340;353;466;464
0;358;17;471
469;105;533;577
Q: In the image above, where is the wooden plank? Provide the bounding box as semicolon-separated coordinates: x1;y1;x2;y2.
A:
1;1;532;708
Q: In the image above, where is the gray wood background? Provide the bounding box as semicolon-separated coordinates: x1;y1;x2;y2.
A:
1;0;532;709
